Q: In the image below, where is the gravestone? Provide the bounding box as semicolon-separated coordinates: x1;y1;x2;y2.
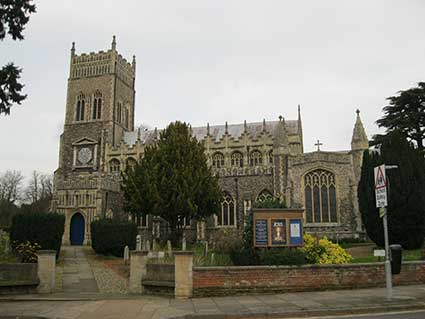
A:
167;240;172;256
123;245;130;264
182;236;186;251
146;240;151;251
136;235;142;251
211;252;215;265
152;239;157;251
204;241;208;257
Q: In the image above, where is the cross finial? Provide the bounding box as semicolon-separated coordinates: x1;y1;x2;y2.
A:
315;139;323;152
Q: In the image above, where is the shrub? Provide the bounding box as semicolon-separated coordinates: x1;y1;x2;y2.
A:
14;241;41;263
213;228;243;254
258;248;307;265
10;212;65;257
230;246;258;265
301;233;352;264
91;219;137;257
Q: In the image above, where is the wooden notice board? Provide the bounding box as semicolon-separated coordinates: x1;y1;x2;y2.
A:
253;208;304;248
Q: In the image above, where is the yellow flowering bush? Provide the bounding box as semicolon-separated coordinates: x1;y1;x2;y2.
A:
14;241;41;263
301;233;352;264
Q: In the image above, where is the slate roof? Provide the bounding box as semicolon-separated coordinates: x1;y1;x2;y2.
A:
123;120;299;147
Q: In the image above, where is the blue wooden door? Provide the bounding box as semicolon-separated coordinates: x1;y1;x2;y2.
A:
70;213;85;245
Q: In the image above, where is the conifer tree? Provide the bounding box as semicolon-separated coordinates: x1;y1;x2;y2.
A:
358;132;425;249
122;121;221;244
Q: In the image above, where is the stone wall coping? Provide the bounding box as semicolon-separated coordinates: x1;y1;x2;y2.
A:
252;208;304;212
130;250;149;256
173;251;194;256
193;260;425;271
36;250;56;255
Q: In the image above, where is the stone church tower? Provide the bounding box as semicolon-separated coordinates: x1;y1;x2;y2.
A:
52;37;136;244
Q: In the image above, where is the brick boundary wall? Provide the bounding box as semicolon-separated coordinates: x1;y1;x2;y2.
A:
193;261;425;297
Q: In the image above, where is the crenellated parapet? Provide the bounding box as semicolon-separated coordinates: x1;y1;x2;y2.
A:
69;36;135;87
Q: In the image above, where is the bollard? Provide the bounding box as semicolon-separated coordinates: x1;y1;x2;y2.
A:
37;250;56;294
174;251;193;298
129;250;148;294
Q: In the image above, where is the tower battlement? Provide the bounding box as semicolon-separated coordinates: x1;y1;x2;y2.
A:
69;36;135;87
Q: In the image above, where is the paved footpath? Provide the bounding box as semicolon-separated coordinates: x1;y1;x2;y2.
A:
61;246;99;294
1;285;425;319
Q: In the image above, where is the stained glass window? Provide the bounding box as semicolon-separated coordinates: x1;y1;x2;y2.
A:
304;169;337;223
216;192;236;227
231;151;243;167
212;152;225;168
250;150;262;167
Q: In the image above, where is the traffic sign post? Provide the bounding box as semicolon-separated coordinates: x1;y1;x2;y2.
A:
374;164;392;300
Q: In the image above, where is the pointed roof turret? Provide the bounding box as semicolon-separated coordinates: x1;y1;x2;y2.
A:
351;109;369;151
111;35;117;51
71;42;75;56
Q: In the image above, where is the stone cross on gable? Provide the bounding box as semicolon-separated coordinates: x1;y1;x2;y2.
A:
315;140;323;152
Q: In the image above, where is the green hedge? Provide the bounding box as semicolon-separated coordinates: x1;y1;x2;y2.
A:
258;248;307;266
91;219;137;257
10;212;65;257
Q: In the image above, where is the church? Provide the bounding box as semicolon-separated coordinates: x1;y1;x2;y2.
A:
51;37;369;245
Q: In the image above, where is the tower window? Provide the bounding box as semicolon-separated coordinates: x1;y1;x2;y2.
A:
76;93;85;121
304;169;337;223
93;91;102;120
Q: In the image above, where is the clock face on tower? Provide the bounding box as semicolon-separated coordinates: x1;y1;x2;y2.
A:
78;147;93;165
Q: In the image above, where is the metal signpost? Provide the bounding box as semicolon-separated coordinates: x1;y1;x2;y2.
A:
374;164;397;300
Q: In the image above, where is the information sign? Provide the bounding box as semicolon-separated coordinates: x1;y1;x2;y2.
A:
271;219;287;245
255;219;268;246
289;219;303;245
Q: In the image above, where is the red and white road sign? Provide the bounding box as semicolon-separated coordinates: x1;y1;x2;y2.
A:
374;164;388;208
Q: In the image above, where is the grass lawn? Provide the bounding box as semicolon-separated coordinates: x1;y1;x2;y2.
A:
349;245;423;264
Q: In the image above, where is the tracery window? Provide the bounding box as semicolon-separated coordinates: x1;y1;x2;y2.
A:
76;93;85;121
212;152;225;168
304;169;337;223
256;189;273;202
126;157;137;170
231;151;243;168
249;150;262;167
93;91;102;120
109;159;121;174
216;192;236;227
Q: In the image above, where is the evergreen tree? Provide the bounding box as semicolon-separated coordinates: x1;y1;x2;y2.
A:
376;82;425;151
0;0;36;115
122;121;221;244
358;132;425;249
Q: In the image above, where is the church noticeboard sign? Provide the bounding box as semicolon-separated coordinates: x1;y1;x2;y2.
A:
253;209;304;248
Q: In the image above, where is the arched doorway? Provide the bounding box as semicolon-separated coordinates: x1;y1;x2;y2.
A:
70;213;85;245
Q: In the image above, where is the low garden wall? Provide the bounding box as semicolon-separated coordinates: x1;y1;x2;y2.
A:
0;263;39;294
193;261;425;297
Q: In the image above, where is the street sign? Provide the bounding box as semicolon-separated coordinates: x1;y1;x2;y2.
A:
374;249;386;257
374;164;388;208
379;207;386;218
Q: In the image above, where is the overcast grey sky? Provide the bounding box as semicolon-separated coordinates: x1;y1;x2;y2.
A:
1;0;425;178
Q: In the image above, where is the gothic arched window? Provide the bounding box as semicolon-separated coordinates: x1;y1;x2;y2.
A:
109;159;121;174
216;192;236;227
126;157;137;170
304;169;337;223
249;150;262;167
76;93;85;121
212;152;225;168
231;151;243;168
93;91;102;120
256;189;273;203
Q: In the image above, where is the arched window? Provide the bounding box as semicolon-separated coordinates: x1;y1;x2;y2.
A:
212;152;225;168
93;91;102;120
109;159;121;174
126;157;137;170
256;189;273;202
249;150;262;167
76;93;85;121
268;150;273;165
231;151;243;168
304;169;337;223
216;192;236;227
